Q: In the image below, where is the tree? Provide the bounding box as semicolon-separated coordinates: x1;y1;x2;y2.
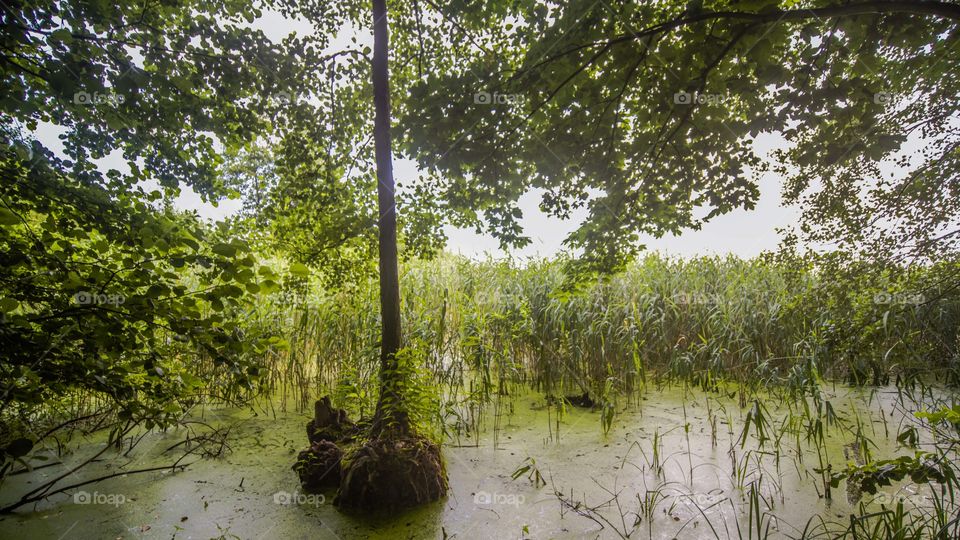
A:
0;0;304;504
0;0;451;513
205;0;452;512
369;0;405;437
396;0;959;274
330;0;448;511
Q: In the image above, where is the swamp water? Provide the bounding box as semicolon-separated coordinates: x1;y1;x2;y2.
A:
0;385;947;539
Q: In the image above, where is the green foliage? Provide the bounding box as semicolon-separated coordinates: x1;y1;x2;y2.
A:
221;141;380;289
394;0;960;271
0;127;281;435
252;252;960;417
739;399;772;448
511;456;546;488
1;0;308;196
916;406;960;427
915;405;960;440
334;363;375;420
599;377;617;436
375;344;441;439
2;1;959;528
0;0;305;453
830;452;958;497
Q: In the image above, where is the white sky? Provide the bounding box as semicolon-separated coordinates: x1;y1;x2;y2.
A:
33;9;928;262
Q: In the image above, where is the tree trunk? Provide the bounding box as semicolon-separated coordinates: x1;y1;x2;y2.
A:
369;0;408;438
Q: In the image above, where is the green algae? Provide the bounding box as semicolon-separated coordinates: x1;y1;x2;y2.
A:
0;385;953;539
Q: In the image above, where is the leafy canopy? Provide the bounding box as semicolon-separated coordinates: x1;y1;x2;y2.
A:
393;0;959;272
0;0;309;427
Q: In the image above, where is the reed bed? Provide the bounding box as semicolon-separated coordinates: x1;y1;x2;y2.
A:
251;252;960;412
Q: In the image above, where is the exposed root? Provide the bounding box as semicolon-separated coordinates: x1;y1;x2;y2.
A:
306;396;357;444
293;440;344;492
336;435;447;512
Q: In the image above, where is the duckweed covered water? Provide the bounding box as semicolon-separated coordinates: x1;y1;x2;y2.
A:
0;385;948;539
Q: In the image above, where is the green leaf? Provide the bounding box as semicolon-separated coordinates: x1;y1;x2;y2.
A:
0;208;20;225
212;243;237;257
0;297;19;313
289;262;310;277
